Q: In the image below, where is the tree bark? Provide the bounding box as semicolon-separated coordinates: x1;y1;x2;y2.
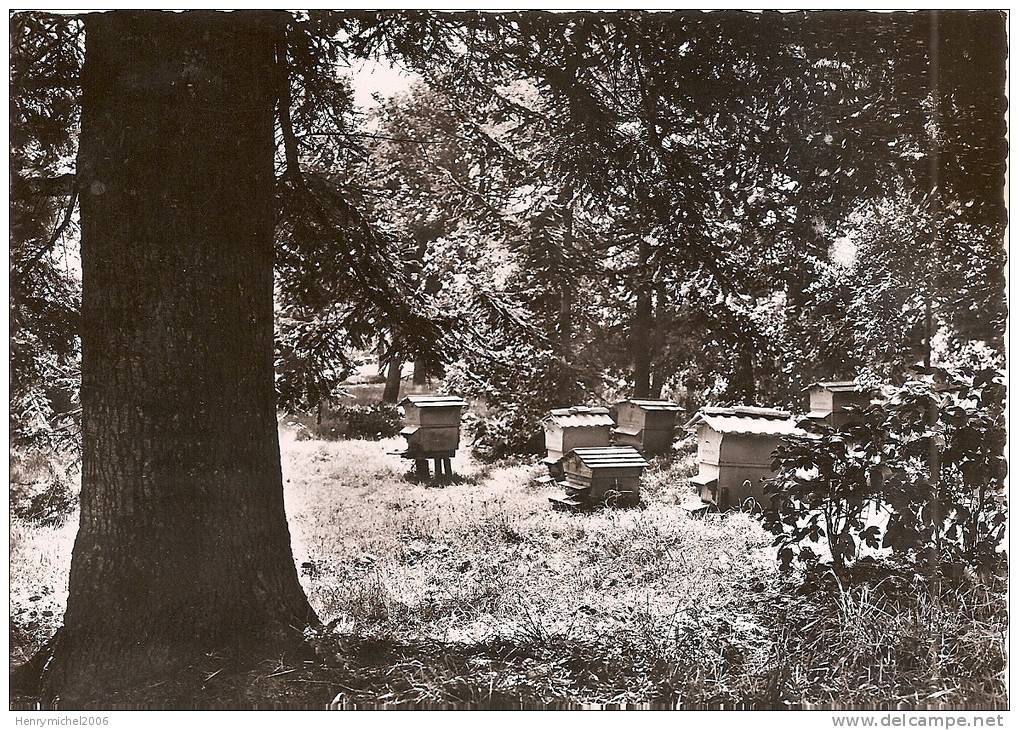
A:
923;296;934;369
412;357;427;386
37;10;315;701
383;357;403;403
631;238;653;399
731;328;757;404
556;185;575;406
648;269;667;399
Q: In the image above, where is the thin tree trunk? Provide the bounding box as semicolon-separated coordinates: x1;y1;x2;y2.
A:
924;296;934;369
412;358;427;386
556;284;575;406
924;14;942;583
732;329;757;404
36;11;315;701
557;185;575;406
926;394;942;580
648;270;667;399
649;371;664;400
383;357;403;403
631;238;653;399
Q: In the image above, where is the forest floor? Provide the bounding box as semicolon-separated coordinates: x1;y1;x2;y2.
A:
10;432;1007;709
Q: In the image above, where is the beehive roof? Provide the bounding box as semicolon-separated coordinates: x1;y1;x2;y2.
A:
542;406;614;428
619;399;683;412
802;380;866;393
683;406;804;436
567;446;650;469
400;395;467;408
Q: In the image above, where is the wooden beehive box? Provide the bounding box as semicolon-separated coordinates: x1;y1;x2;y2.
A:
612;399;682;455
549;446;649;510
398;395;467;458
683;406;803;510
542;406;614;471
804;381;873;429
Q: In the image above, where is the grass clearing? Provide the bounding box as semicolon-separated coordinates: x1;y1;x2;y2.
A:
9;431;1006;708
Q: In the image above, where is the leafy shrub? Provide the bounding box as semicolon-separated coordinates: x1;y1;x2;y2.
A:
763;367;1006;578
876;367;1007;573
11;451;77;524
762;427;883;575
461;407;544;461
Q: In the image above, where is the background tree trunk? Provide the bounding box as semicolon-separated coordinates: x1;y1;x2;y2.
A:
647;270;667;399
40;10;315;701
556;185;575;406
412;357;427;386
731;328;757;403
383;357;403;402
630;238;653;399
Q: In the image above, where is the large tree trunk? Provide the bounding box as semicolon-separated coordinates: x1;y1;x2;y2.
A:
382;357;403;403
37;10;315;701
630;238;653;399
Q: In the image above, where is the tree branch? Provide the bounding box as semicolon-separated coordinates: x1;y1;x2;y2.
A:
21;173;76;198
275;25;302;186
15;190;78;286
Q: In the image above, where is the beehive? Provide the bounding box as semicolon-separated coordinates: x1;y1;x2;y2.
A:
397;395;467;459
612;399;683;455
804;381;873;428
549;446;649;510
683;406;803;511
541;406;614;477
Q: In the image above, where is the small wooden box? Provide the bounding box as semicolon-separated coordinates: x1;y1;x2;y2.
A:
684;406;803;510
398;395;466;458
542;406;614;470
612;399;682;455
556;446;649;507
401;395;467;428
400;426;461;456
804;381;872;429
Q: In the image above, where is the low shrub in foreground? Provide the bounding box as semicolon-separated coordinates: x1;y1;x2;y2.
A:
764;367;1006;578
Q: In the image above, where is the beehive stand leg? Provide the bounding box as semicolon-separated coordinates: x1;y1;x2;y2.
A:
415;459;429;478
442;457;452;477
433;458;443;478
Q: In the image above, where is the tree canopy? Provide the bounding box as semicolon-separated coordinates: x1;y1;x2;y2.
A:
10;9;1006;456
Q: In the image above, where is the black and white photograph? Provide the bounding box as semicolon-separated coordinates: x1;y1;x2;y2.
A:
8;7;1008;715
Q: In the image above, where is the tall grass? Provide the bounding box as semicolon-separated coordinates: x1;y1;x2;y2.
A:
9;430;1006;707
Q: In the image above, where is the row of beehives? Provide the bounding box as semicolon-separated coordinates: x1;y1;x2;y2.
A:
684;381;872;513
542;382;873;512
541;400;683;511
386;381;872;513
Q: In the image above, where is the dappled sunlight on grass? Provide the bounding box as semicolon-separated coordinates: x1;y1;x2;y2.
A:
279;433;791;702
9;432;1006;706
9;515;77;668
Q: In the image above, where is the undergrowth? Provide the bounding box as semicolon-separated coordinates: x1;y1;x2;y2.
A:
9;431;1007;708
